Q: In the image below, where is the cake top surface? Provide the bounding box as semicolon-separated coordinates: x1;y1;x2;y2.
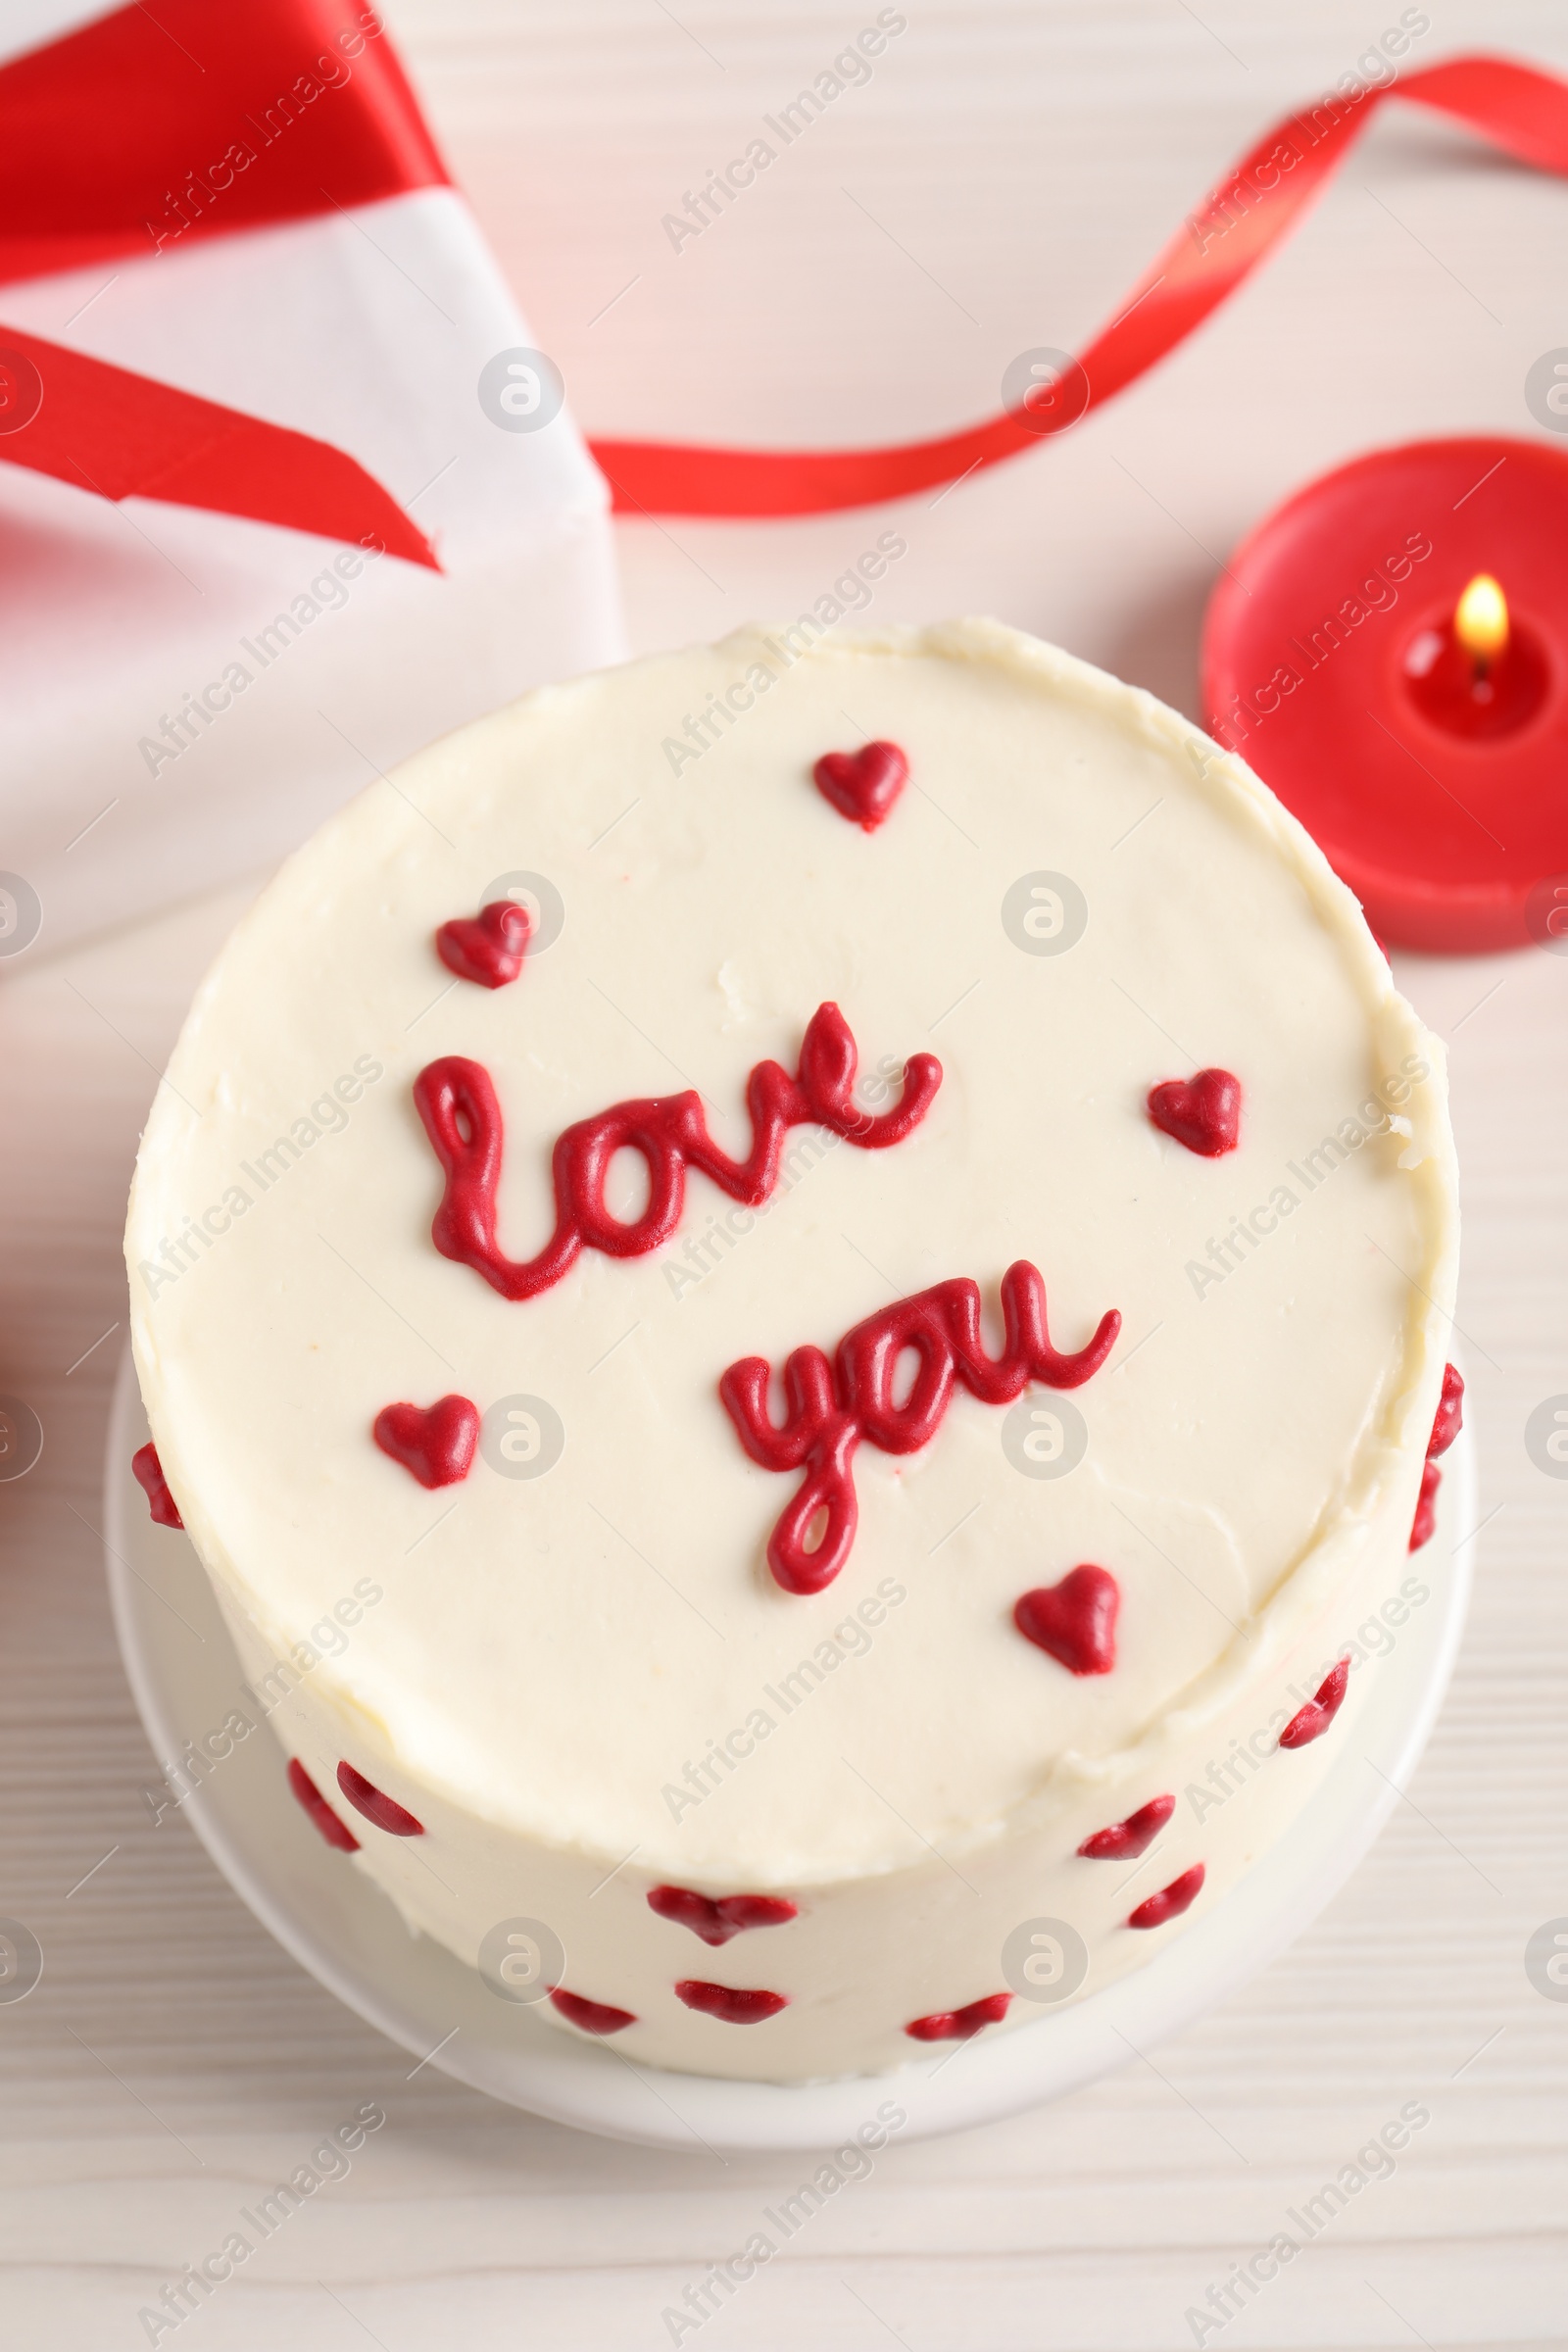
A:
126;619;1456;1881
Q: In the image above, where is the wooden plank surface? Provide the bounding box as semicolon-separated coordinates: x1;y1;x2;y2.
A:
3;3;1567;2344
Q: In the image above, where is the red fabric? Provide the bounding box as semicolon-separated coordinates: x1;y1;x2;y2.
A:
591;55;1568;516
0;0;449;563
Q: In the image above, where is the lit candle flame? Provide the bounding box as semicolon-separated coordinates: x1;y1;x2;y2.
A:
1454;572;1509;663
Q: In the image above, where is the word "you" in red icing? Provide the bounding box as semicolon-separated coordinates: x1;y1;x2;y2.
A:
721;1263;1121;1594
414;1004;941;1302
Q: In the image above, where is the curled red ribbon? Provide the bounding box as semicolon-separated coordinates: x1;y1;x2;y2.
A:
593;55;1568;516
2;12;1567;546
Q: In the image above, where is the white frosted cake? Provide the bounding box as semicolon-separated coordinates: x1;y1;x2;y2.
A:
125;620;1460;2082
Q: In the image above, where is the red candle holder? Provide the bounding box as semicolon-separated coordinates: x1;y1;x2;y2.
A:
1200;436;1568;954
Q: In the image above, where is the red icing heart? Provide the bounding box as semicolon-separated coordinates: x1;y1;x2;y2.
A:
1127;1862;1205;1930
336;1760;424;1837
132;1442;182;1529
811;740;908;831
287;1758;359;1852
905;1991;1011;2042
1278;1657;1349;1750
1147;1067;1242;1157
372;1395;478;1489
673;1979;789;2024
435;899;532;989
1429;1362;1463;1458
1078;1792;1175;1861
1014;1565;1119;1675
647;1886;799;1946
550;1986;637;2035
1409;1459;1441;1550
1406;1366;1461;1549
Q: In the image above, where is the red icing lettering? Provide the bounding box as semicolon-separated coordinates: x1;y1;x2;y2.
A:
673;1979;789;2024
1014;1565;1119;1676
436;899;532;989
416;1003;940;1303
1429;1362;1463;1457
550;1986;637;2034
336;1760;424;1837
1409;1458;1441;1550
812;739;908;831
1078;1792;1175;1860
287;1758;359;1852
1278;1657;1349;1750
723;1263;1119;1594
132;1443;183;1529
906;1991;1012;2041
1148;1068;1242;1156
647;1886;799;1945
372;1395;478;1489
1127;1862;1205;1929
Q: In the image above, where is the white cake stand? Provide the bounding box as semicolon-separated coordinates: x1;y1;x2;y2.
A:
104;1346;1475;2151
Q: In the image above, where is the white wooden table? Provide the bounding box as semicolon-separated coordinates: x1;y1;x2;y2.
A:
4;3;1567;2343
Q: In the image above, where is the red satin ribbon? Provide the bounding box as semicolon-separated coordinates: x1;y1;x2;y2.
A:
1;13;1566;546
594;54;1568;515
0;0;449;564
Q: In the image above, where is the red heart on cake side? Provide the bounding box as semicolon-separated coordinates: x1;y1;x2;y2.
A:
673;1979;789;2024
905;1991;1011;2041
1277;1657;1349;1749
131;1441;183;1529
1014;1564;1119;1675
435;898;532;988
1408;1458;1442;1550
336;1759;424;1836
1078;1792;1175;1860
549;1986;637;2035
372;1395;479;1489
811;740;908;831
287;1758;360;1852
1127;1862;1205;1930
1428;1361;1464;1458
647;1885;799;1945
1147;1067;1242;1156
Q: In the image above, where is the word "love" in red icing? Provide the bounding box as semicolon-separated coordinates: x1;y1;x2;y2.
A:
721;1263;1121;1594
414;1004;941;1302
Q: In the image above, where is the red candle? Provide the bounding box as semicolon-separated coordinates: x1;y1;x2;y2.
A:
1200;436;1568;953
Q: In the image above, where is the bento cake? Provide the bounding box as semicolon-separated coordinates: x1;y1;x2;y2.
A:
126;620;1459;2082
